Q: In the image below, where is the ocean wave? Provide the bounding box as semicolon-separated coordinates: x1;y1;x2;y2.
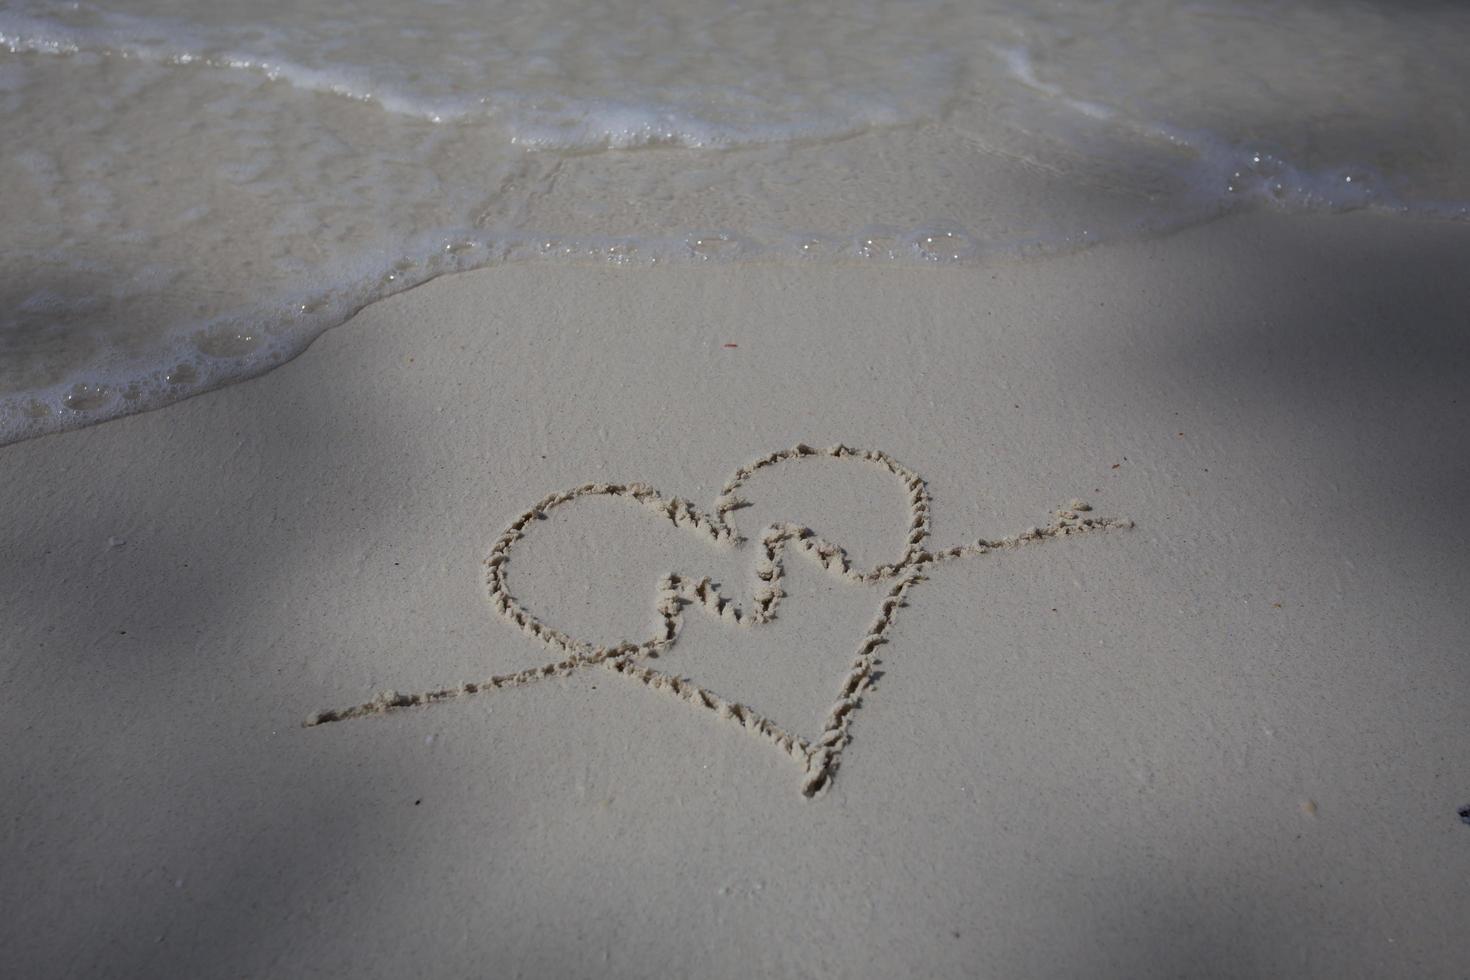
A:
3;0;1468;444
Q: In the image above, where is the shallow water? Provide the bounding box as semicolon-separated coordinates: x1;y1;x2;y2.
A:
3;0;1468;442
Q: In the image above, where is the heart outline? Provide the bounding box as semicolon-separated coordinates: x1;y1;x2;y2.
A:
307;443;1129;796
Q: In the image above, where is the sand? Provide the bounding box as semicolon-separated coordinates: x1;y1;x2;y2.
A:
3;210;1469;977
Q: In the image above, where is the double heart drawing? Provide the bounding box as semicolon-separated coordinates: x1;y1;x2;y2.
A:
307;444;1129;796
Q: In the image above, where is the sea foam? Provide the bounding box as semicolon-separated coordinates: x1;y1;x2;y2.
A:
2;0;1468;443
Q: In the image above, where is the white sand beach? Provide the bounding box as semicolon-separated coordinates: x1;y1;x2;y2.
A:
4;210;1468;976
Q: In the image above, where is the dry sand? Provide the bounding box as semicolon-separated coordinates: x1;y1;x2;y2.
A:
3;211;1469;977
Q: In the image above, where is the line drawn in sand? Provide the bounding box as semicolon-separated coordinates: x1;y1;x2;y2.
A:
307;444;1131;796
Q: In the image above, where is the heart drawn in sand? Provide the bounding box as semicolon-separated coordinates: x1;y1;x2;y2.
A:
307;444;1130;796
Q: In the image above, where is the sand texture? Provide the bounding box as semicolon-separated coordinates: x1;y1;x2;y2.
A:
3;212;1469;977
